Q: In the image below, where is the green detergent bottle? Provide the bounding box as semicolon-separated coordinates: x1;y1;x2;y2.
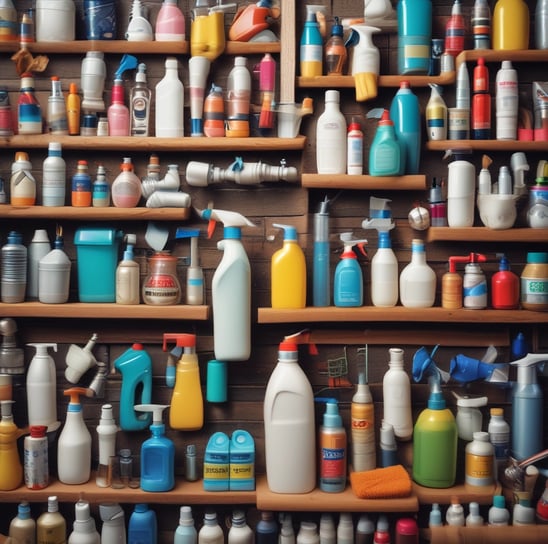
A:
412;375;457;488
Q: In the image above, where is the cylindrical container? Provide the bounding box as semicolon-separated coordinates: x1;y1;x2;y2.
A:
397;0;432;74
356;514;374;544
9;502;36;544
488;495;510;525
318;400;347;493
297;522;319;544
1;231;27;304
351;381;376;472
399;239;437;308
198;511;224;544
203;84;225;137
18;73;42;135
35;0;75;42
142;251;181;305
370;231;399;307
38;239;71;304
47;77;68;135
382;348;413;441
96;404;118;487
380;420;398;467
67;82;80;135
80;113;97;136
347;118;363;175
395;518;418;544
111;158;141;208
447;107;470;140
27;229;51;301
72;160;92;207
466;502;484;527
465;431;494;486
174;506;197;544
11;151;36;206
92;164;110;207
37;496;67;544
488;407;510;476
83;0;116;40
425;84;447;141
155;57;184;137
446;498;465;526
300;9;323;77
255;511;278;544
536;0;548;49
128;504;157;544
491;255;519;309
520;252;548;311
319;514;335;544
42;142;66;206
226;57;251;138
24;425;49;489
68;500;100;544
0;0;17;42
463;262;487;309
447;153;475;227
513;498;536;526
316;90;346;174
228;511;254;544
471;58;491;139
472;0;491;49
495;60;518;140
444;0;465;57
80;51;106;112
492;0;529;50
107;79;129;136
336;514;353;544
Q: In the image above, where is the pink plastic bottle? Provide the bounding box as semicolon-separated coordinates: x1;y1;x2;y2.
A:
107;79;130;136
155;0;185;41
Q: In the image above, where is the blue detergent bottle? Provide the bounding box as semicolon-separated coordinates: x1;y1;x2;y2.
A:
229;429;255;491
397;0;432;75
333;233;368;307
203;431;230;491
128;504;157;544
368;110;402;176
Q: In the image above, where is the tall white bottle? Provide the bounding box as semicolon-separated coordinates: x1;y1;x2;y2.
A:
228;510;254;544
42;142;66;206
99;503;126;544
316;90;347;174
370;231;399;307
226;57;251;138
399;239;437;308
26;343;58;429
96;404;118;488
155;57;184;137
198;511;224;544
382;348;413;441
174;506;197;544
68;500;100;544
495;60;518;140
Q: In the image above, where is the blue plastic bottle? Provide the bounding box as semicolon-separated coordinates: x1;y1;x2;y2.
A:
203;431;230;491
255;511;279;544
300;8;323;77
134;404;175;492
390;81;421;174
313;197;330;307
368;110;402;176
229;429;255;491
174;506;197;544
333;235;367;307
128;504;157;544
397;0;432;75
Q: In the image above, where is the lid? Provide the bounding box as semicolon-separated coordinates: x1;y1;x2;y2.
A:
493;495;506;508
273;223;297;241
490;407;504;417
179;505;194;526
324;90;340;103
234;56;247;67
74;227;122;246
378;109;393;126
472;431;489;442
69;82;78;94
74;500;92;522
322;399;342;428
399;80;411;89
473;58;488;92
165;57;178;69
396;518;418;536
348;116;361;132
29;425;47;438
17;502;31;519
378;230;392;248
331;16;343;37
14;151;30;162
48;496;59;513
429;504;442;527
48;142;62;153
526;252;548;264
31;229;50;243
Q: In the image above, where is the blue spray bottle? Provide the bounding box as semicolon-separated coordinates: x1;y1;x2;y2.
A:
333;232;368;307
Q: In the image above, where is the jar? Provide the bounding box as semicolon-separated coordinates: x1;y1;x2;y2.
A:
465;431;494;487
142;252;181;305
521;252;548;311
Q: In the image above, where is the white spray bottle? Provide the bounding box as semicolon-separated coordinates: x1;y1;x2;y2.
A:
198;208;256;361
99;504;126;544
96;404;119;488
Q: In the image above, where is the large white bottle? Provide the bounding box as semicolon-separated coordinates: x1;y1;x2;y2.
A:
26;343;58;429
263;336;316;493
68;500;100;544
198;511;224;544
399;239;437;308
370;231;399;307
495;60;518;140
382;348;413;441
155;57;184;137
316;90;347;174
42;142;66;206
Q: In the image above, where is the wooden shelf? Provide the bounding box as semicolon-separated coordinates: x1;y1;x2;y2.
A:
301;174;427;190
456;48;548;69
257;306;548;324
426;227;548;243
0;135;306;152
0;302;209;320
413;481;501;506
427;525;548;544
297;72;455;88
426;140;548;152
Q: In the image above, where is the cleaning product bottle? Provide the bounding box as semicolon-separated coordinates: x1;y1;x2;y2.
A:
28;229;51;301
155;57;184;137
316;90;346;175
203;431;230;491
23;425;48;490
174;506;197;544
199;208;255;361
399;239;436;308
42;142;66;207
162;333;203;431
492;0;529;50
10;151;36;206
446;149;476;227
333;234;367;308
107;78;129;136
444;0;465;57
488;407;510;476
466;502;484;526
371;230;398;307
297;522;319;544
355;514;374;544
463;257;487;309
113;343;152;431
226;57;251;138
228;510;254;544
203;84;225;137
130;63;151;136
80;51;106;113
188;55;211;137
495;60;518;140
428;504;443;528
346;24;381;102
325;17;347;75
155;0;185;41
26;343;58;429
337;513;353;544
280;513;296;544
128;504;157;544
373;516;389;544
318;398;347;493
176;228;204;305
99;503;126;544
263;331;316;493
319;513;335;544
446;497;465;526
313;196;331;307
190;0;226;61
491;254;519;309
57;387;92;485
425;84;447;141
368;110;402;176
198;511;224;544
111;157;141;208
471;57;491;139
465;431;494;487
472;0;491;49
347;117;364;175
96;404;118;488
255;511;278;544
37;496;66;544
488;495;510;525
229;429;255;491
412;375;458;488
68;500;100;544
47;76;68;135
397;0;432;74
513;497;536;525
126;0;153;41
271;223;306;309
0;230;27;304
67;82;81;135
300;8;323;77
38;226;72;304
453;393;487;441
0;400;25;490
9;502;36;544
390;81;421;174
18;73;42;135
441;253;486;309
0;0;17;42
71;160;92;207
116;234;139;304
134;404;175;492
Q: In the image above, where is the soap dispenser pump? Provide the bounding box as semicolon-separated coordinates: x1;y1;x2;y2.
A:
0;400;25;491
134;404;175;492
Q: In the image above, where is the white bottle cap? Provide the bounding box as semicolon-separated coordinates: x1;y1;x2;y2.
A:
325;90;340;103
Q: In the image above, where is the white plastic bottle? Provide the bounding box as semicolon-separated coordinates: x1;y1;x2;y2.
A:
447;151;476;228
465;431;494;486
446;497;465;526
263;337;316;494
487;407;510;477
198;511;224;544
42;142;66;206
371;231;399;307
319;514;335;544
226;57;251;138
466;502;484;526
38;232;71;304
35;0;75;41
297;522;319;544
228;510;254;544
96;404;118;488
27;229;51;301
316;90;347;174
399;238;437;308
174;506;197;544
116;234;139;305
155;57;184;137
80;51;106;113
26;343;58;428
336;514;353;544
488;495;510;525
495;60;518;140
382;347;413;441
68;500;100;544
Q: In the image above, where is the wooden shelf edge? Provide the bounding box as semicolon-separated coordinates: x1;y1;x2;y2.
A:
301;174;427;190
426;140;548;152
297;72;455;89
456;48;548;69
412;481;501;506
426;227;548;243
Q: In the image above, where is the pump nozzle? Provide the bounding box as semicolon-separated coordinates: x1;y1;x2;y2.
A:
197;207;255;238
281;329;318;355
361;196;395;232
134;404;169;425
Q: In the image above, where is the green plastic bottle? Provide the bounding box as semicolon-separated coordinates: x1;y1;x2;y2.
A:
412;376;458;488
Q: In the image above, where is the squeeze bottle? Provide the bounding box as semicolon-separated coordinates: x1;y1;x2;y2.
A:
37;496;66;544
368;109;402;176
446;149;476;227
397;0;432;75
0;400;25;491
271;223;306;309
71;160;92;207
162;333;203;430
371;230;398;307
9;502;36;544
316;90;346;174
199;511;224;544
26;343;58;429
155;57;184;137
96;404;118;488
199;208;255;361
318;398;347;493
128;504;158;544
68;500;100;544
107;78;129;136
488;495;510;525
446;497;465;526
263;331;316;493
155;0;185;41
495;60;518;140
300;8;323;77
425;84;447;141
399;238;436;308
203;431;230;491
42;142;66;207
492;0;529;50
466;502;484;526
226;57;251;138
135;404;175;492
333;234;367;308
280;513;296;544
313;196;330;307
174;506;197;544
491;254;519;309
337;513;353;544
57;387;92;485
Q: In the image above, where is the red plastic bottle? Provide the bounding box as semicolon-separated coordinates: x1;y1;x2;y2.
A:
445;0;466;57
491;254;519;309
471;57;491;139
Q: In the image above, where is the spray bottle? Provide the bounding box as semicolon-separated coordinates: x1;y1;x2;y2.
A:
126;0;153;41
57;387;93;485
198;207;255;361
175;227;204;305
68;500;101;544
441;253;487;309
162;333;203;431
333;233;367;308
96;404;118;488
313;196;331;307
116;234;139;305
134;404;175;492
0;400;25;491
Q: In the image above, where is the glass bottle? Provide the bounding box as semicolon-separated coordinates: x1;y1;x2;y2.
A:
142;251;181;305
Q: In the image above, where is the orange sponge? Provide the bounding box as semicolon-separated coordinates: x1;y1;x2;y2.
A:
350;464;412;499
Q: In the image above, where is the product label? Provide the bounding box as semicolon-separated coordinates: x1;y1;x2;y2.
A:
230;462;254;480
466;453;494;480
321;447;346;478
521;277;548;305
203;462;229;479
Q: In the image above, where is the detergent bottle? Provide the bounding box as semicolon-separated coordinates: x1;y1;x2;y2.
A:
128;504;157;544
199;208;255;361
399;239;436;308
0;400;25;491
135;404;175;492
113;344;152;431
300;7;323;77
271;223;306;309
162;333;203;431
57;387;92;485
368;110;402;176
155;0;185;41
346;24;381;102
190;0;226;61
441;253;487;309
333;233;367;307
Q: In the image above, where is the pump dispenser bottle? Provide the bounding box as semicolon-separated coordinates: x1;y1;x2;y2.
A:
68;500;100;544
26;343;58;429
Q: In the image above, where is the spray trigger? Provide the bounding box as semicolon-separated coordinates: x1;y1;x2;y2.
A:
115;54;139;79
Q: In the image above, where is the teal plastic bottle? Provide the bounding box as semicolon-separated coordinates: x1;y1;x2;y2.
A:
333;237;367;307
128;504;157;544
229;429;255;491
397;0;432;75
300;9;323;77
390;81;421;174
174;506;197;544
368;110;402;176
203;431;230;491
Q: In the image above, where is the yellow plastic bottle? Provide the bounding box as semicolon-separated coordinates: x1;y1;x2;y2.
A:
271;223;307;309
163;333;203;431
0;400;25;491
492;0;529;50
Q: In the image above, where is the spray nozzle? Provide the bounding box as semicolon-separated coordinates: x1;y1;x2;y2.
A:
197;207;255;238
280;329;318;355
362;196;395;232
447;253;487;273
134;404;169;425
163;333;197;351
449;353;509;384
510;353;548;369
427;374;445;409
339;232;368;257
27;343;58;356
115;54;139;79
65;333;98;384
64;387;93;406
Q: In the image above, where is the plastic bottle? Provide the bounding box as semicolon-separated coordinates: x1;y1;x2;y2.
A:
174;506;197;544
9;502;36;544
99;503;126;544
203;431;230;490
394;518;418;544
198;511;224;544
42;142;66;207
47;76;68;135
347;117;364;175
300;8;323;77
71;160;92;207
318;399;347;493
18;73;42;135
229;429;255;491
351;372;376;473
155;0;185;41
92;164;110;207
313;197;330;307
446;497;465;526
296;522;318;544
536;0;548;49
368;110;401;176
35;0;75;41
263;334;316;493
203;84;225;137
68;500;100;544
454;393;486;441
465;431;495;486
399;239;436;308
0;400;25;490
520;252;548;310
107;78;129;136
492;0;529;50
37;497;66;544
347;24;381;102
380;420;398;467
428;504;443;528
0;0;17;42
325;17;347;75
318;514;335;544
1;230;27;303
116;234;139;304
10;151;36;206
444;0;465;57
155;57;184;137
513;497;536;525
397;0;432;74
24;425;49;490
333;235;367;308
372;516;389;544
336;514;353;544
355;515;374;544
135;404;175;492
488;495;510;525
130;63;151;136
57;387;92;484
26;343;58;428
111;157;141;208
472;0;491;49
316;90;346;175
495;60;518;140
463;261;487;309
491;254;519;309
95;404;118;488
80;51;106;113
471;58;491;139
412;375;458;488
487;407;510;477
38;229;71;304
446;150;476;227
256;511;278;544
67;82;81;135
226;57;251;138
370;230;399;307
271;223;306;309
425;84;447;141
280;514;295;544
128;504;157;544
466;502;484;526
27;229;51;301
228;510;254;544
83;0;117;40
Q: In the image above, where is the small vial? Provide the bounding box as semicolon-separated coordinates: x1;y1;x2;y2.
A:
80;114;98;136
185;444;198;482
97;116;109;136
119;448;133;487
